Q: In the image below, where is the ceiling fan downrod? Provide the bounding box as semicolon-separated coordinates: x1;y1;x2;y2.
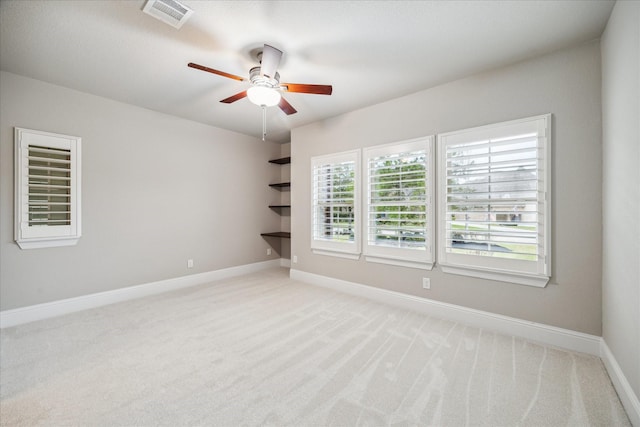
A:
262;105;267;141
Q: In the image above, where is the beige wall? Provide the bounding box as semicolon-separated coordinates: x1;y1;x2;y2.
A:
0;71;281;310
601;1;640;398
291;41;603;335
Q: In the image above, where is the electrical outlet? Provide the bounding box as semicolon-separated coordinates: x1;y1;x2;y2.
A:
422;277;430;289
267;248;272;256
187;259;194;268
293;255;298;263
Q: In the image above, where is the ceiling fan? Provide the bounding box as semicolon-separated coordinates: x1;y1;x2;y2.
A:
188;44;333;117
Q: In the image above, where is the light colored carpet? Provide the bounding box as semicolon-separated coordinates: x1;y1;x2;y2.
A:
0;268;630;426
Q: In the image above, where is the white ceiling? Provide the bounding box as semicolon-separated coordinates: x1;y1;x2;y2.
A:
0;0;614;143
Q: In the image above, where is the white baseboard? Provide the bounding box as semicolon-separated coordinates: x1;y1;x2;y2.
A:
601;340;640;426
290;269;601;356
0;259;282;329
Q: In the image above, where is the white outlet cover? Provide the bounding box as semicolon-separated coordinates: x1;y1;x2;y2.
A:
422;278;430;289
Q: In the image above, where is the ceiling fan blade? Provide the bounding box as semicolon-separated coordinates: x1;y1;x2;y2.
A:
281;83;333;95
220;91;247;104
278;97;297;115
188;62;246;82
260;44;283;79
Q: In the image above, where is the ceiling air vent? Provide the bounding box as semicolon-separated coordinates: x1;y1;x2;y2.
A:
142;0;194;29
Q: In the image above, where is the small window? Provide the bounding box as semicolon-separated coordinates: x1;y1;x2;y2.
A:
311;150;360;259
437;115;551;287
364;137;434;269
15;128;81;249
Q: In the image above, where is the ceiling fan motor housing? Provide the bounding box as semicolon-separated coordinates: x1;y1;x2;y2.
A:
249;66;280;88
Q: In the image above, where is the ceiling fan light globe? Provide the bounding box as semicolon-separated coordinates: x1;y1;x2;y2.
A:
247;86;281;107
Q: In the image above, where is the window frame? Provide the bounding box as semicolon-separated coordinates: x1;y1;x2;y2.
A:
363;136;435;270
310;149;361;259
437;115;551;287
14;127;82;249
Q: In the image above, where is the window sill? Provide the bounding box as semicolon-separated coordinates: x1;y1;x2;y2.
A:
16;237;80;250
440;264;549;288
365;255;434;270
311;248;361;260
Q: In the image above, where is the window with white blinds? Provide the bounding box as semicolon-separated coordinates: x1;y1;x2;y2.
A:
437;115;551;287
311;150;360;258
364;137;434;269
15;128;81;249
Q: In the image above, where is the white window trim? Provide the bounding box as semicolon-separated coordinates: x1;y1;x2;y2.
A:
310;149;361;259
437;114;551;287
15;127;82;249
363;136;435;270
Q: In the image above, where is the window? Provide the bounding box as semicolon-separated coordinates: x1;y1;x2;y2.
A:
311;150;360;259
364;137;434;269
437;115;551;287
15;127;82;249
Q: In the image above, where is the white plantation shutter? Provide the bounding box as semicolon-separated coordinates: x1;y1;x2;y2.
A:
15;128;81;249
445;135;540;257
311;150;360;258
364;137;434;269
314;162;355;241
438;115;551;286
27;146;73;226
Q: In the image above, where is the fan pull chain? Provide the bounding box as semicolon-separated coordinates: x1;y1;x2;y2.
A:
262;105;267;141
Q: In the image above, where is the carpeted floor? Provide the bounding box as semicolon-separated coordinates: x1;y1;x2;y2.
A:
0;268;630;426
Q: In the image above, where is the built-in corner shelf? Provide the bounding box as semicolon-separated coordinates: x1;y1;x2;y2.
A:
268;182;291;189
268;156;291;165
260;232;291;238
263;156;292;239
